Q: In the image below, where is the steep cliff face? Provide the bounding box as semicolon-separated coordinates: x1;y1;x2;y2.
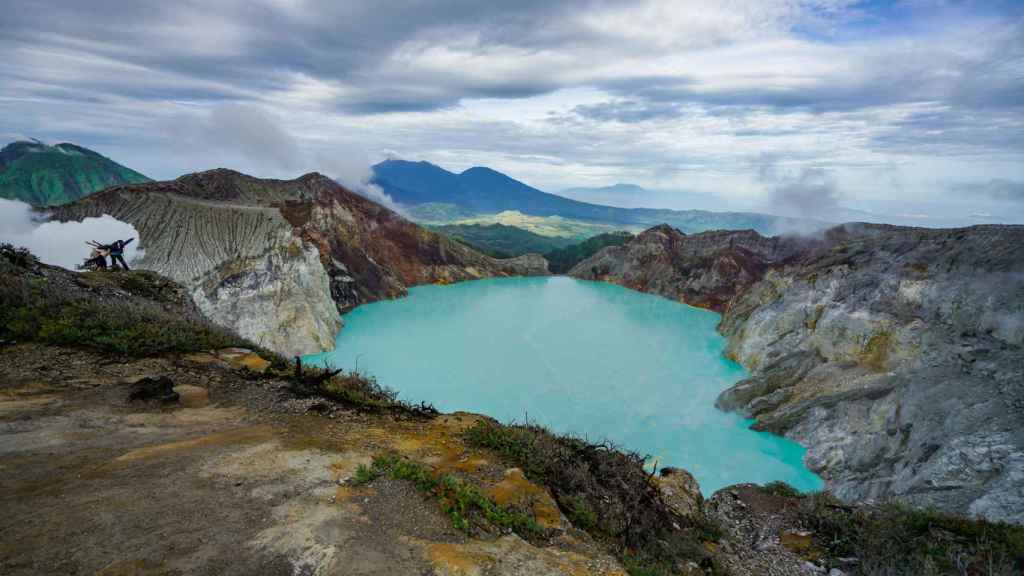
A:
52;169;548;356
571;223;1024;523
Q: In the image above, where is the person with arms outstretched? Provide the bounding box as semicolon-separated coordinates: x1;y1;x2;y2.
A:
107;238;134;270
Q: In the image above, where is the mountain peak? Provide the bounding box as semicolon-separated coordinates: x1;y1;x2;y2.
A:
461;166;502;175
0;139;150;206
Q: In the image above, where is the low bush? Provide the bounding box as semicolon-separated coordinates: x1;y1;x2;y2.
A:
762;480;803;499
463;420;725;575
1;282;254;357
1;243;39;268
796;492;1024;575
284;358;437;416
353;454;543;539
0;247;262;357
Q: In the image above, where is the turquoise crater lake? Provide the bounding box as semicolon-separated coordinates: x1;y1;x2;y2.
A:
306;276;823;495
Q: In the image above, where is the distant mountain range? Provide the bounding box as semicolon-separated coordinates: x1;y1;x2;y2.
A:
372;159;823;235
559;183;736;212
0;140;150;206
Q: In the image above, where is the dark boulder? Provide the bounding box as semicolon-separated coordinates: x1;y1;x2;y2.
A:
128;376;179;404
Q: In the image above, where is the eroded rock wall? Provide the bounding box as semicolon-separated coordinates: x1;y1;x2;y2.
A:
51;189;340;356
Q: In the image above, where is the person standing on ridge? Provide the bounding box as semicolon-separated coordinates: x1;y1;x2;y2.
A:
107;238;134;270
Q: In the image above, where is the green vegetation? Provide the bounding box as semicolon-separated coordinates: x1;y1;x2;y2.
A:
285;358;437;416
0;140;150;206
428;222;632;273
404;202;479;223
352;453;543;539
430;223;576;258
463;420;725;575
793;491;1024;575
543;231;633;273
761;480;803;499
0;244;256;357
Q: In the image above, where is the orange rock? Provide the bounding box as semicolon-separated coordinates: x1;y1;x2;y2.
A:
486;468;564;529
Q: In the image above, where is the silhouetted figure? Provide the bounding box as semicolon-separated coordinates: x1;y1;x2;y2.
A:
82;241;109;270
106;238;134;270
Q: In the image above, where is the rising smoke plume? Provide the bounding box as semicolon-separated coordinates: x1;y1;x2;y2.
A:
768;167;841;221
0;199;143;270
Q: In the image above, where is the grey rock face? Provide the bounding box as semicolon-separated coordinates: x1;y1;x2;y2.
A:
52;187;340;356
572;222;1024;523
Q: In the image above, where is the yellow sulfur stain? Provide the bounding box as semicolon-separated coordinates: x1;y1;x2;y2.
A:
423;542;487;576
486;468;563;529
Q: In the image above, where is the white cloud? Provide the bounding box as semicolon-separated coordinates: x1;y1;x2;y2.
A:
0;199;143;270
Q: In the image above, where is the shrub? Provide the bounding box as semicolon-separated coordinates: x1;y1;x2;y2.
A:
0;255;261;357
796;493;1024;575
762;481;802;499
284;358;436;416
464;420;725;575
1;243;38;268
355;454;543;540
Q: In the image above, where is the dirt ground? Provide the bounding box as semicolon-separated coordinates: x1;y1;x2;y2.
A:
0;344;624;576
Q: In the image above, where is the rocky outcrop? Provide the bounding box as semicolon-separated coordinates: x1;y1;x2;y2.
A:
568;224;810;311
571;222;1024;523
654;467;704;520
52;169;548;356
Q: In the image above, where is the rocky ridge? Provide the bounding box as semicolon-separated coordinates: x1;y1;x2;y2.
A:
51;169;548;356
569;222;1024;523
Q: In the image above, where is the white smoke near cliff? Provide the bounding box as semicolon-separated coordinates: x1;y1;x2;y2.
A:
973;272;1024;345
0;199;143;270
769;168;842;221
755;159;839;236
315;147;403;214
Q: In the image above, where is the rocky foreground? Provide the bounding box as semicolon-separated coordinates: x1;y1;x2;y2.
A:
570;223;1024;524
51;169;548;357
4;253;1021;575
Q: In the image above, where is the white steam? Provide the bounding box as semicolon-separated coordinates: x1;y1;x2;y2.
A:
315;148;403;213
0;199;143;270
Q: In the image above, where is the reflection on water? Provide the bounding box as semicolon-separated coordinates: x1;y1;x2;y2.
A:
305;276;823;495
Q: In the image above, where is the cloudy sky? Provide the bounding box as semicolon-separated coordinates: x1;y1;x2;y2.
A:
1;0;1022;225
